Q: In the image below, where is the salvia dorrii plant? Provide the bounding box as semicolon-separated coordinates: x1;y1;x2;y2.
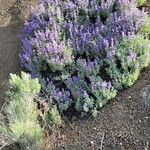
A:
20;0;150;117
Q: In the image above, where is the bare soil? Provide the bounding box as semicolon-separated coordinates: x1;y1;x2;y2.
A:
0;0;37;107
0;1;150;150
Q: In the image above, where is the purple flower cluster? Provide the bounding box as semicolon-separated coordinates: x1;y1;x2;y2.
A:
65;75;88;99
106;48;116;60
53;88;71;111
20;0;72;72
89;76;112;92
127;50;137;64
76;59;99;75
20;0;149;114
63;0;148;55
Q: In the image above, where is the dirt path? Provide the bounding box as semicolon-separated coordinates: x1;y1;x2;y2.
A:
0;0;37;107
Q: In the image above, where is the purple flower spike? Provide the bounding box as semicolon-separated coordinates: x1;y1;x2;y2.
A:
107;49;116;60
103;39;109;49
83;103;89;112
101;81;108;88
127;50;137;63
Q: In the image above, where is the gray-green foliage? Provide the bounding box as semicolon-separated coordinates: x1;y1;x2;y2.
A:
45;105;62;127
140;17;150;37
0;72;43;150
106;35;150;89
137;0;146;6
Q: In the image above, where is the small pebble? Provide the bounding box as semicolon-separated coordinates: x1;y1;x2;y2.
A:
93;127;97;130
91;141;94;145
128;96;131;99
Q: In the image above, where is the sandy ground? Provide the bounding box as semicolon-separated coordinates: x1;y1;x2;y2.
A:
0;0;37;107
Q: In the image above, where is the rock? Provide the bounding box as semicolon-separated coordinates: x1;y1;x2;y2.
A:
141;85;150;108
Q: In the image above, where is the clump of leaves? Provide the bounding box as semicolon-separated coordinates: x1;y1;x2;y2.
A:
45;105;62;127
140;16;150;37
137;0;147;6
106;35;150;89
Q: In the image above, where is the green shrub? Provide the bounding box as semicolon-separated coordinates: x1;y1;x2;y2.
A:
0;72;43;150
45;105;62;127
140;17;150;37
106;35;150;89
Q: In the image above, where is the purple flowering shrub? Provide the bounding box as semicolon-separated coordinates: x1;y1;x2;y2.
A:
106;35;150;89
20;0;150;117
